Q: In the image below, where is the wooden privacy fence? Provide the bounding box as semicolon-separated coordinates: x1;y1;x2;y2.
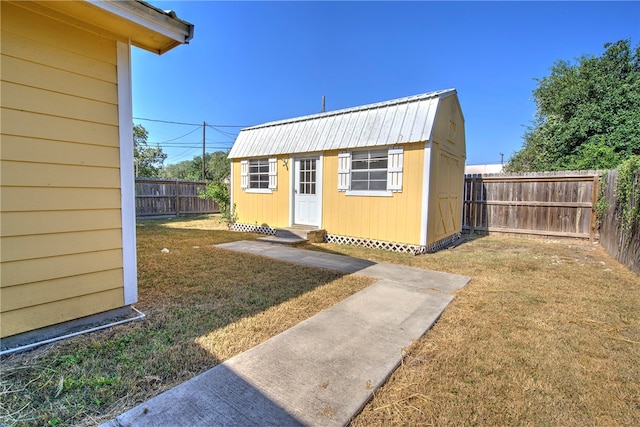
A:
463;171;601;239
597;168;640;274
135;178;219;218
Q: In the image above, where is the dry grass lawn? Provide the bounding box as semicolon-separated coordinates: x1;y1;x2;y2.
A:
1;216;638;426
303;237;640;426
0;216;373;426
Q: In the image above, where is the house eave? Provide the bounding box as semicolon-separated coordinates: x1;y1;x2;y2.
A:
18;0;194;55
88;0;194;54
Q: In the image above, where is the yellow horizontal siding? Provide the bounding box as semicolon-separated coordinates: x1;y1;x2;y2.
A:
1;161;120;189
1;54;118;104
1;249;124;288
1;229;123;263
1;288;124;337
1;2;117;65
2;135;120;168
2;81;118;125
0;2;129;339
232;159;290;228
1;209;122;237
1;108;119;147
0;31;117;87
322;142;424;245
1;187;121;212
1;269;123;312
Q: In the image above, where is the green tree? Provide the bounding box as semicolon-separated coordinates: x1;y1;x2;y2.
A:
507;40;640;172
162;151;230;183
206;151;231;184
162;160;200;181
134;124;167;177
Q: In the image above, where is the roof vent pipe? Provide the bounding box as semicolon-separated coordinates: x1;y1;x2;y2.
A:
322;96;325;113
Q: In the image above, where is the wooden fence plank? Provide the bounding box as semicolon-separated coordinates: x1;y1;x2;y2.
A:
463;171;600;239
135;178;219;218
598;169;639;274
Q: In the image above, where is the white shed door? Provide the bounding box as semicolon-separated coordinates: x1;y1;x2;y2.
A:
294;157;320;226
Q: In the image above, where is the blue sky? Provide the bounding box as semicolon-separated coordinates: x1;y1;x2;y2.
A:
131;1;640;166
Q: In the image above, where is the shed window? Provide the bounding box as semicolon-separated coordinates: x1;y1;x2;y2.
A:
249;158;270;189
337;147;403;195
351;150;388;191
241;158;277;191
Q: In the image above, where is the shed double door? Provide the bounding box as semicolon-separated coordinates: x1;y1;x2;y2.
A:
293;157;320;226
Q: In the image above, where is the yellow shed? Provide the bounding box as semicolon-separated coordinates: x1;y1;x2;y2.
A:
228;89;466;254
0;1;193;350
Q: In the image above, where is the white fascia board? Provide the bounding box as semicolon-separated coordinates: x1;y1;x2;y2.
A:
419;141;432;247
88;0;192;44
316;154;323;229
117;40;138;305
289;156;294;226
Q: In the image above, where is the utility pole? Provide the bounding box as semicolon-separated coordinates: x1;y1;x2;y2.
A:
202;121;206;181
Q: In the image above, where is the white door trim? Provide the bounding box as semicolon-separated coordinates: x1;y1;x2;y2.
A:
291;154;322;227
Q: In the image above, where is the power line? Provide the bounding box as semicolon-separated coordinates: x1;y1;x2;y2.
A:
151;141;232;147
150;126;202;144
135;116;251;128
134;117;201;126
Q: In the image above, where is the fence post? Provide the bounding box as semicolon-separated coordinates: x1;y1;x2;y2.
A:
590;174;599;241
175;180;180;217
470;175;476;234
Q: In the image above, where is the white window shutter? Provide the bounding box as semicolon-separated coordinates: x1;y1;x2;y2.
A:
268;158;277;189
387;147;403;192
338;152;351;191
240;160;248;189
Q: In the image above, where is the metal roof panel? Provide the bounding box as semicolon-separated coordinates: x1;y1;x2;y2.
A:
228;89;456;158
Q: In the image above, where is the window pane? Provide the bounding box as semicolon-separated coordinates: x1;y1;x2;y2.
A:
370;180;387;190
370;170;386;180
311;183;316;194
352;160;368;170
352;171;369;180
351;180;368;190
369;159;388;169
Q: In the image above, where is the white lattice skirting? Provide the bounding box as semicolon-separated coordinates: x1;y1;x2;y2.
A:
324;233;462;255
230;223;277;236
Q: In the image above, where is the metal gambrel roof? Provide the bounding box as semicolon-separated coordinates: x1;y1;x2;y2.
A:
228;89;457;159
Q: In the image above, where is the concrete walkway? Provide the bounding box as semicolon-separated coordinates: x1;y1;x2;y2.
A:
104;241;470;427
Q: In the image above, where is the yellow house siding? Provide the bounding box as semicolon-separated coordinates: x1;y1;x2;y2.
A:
322;142;424;245
1;289;125;338
231;158;290;227
2;270;124;313
0;3;125;338
2;136;120;168
1;210;122;237
1;250;124;288
2;2;118;66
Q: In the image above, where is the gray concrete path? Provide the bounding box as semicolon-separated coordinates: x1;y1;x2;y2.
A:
104;241;470;427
